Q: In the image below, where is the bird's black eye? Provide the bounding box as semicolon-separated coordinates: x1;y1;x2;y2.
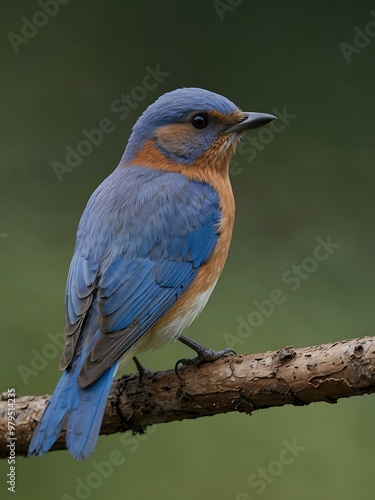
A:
191;113;209;129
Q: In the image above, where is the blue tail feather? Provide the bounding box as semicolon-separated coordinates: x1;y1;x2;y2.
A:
28;361;118;460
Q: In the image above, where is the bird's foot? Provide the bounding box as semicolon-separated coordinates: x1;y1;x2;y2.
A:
175;335;235;378
132;356;151;385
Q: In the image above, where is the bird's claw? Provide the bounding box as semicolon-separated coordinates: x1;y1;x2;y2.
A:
175;348;236;379
133;356;151;385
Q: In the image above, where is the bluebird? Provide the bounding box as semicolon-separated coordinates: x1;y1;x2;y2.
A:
28;87;276;459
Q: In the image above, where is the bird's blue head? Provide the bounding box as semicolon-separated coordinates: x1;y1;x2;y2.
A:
122;87;276;168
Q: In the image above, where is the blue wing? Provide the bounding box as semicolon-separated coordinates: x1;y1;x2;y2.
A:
61;166;221;387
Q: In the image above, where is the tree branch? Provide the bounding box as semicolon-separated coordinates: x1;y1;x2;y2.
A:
1;336;375;458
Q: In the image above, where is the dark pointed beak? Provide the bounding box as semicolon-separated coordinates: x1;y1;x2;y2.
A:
226;112;277;133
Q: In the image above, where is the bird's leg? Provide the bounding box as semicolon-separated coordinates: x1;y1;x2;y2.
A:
175;335;235;377
132;356;151;384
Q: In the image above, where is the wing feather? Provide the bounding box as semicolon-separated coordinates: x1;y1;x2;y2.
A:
60;166;221;385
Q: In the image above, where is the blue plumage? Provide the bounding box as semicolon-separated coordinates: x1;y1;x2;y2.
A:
28;341;118;460
76;167;221;380
29;165;221;459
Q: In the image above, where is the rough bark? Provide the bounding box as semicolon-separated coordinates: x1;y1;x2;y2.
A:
1;336;375;458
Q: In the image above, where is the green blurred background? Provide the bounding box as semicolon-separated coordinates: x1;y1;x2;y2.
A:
1;1;375;498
